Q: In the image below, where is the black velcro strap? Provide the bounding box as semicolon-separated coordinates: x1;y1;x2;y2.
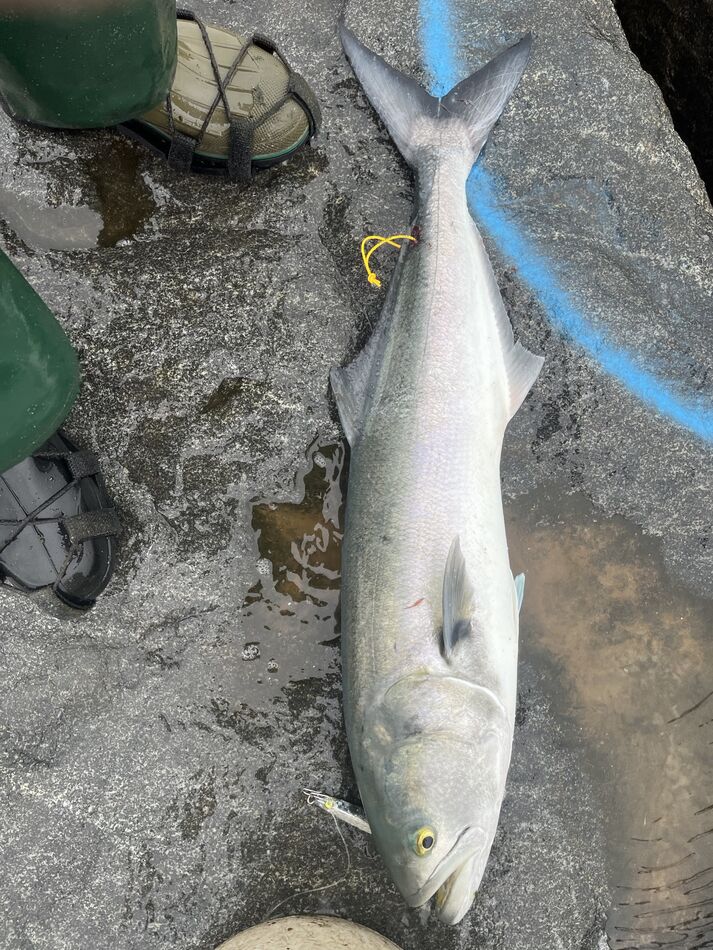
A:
66;451;101;480
168;131;197;172
252;32;280;57
63;508;120;545
228;116;254;182
288;73;322;137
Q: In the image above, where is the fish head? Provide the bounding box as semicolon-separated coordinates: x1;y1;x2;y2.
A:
361;719;509;924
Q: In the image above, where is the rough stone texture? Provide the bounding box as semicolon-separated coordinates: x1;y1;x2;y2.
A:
0;0;711;948
613;0;713;199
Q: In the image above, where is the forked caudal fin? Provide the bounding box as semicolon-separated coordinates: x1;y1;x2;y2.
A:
339;22;532;170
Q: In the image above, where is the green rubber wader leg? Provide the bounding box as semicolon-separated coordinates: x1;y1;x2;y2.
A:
0;0;177;128
0;250;80;472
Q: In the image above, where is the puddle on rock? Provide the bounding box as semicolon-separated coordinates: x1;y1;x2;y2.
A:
241;437;346;698
86;137;156;246
0;185;102;250
507;487;713;949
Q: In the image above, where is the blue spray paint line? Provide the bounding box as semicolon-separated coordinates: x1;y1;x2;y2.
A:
420;0;459;94
419;0;713;443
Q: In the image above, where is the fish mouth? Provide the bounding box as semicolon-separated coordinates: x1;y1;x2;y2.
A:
434;853;481;925
406;825;486;908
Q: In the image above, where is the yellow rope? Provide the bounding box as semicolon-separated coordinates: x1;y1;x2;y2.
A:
360;233;417;288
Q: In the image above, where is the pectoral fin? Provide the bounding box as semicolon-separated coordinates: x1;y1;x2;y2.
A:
514;572;525;611
442;537;476;659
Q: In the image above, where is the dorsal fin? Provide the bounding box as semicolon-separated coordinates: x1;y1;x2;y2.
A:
330;359;368;446
442;537;476;659
330;316;388;445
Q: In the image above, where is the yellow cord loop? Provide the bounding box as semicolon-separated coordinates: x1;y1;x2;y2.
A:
361;233;417;288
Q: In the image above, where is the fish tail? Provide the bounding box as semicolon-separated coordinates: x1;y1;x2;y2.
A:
340;23;532;170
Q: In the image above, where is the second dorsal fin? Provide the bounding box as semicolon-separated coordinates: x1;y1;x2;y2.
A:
330;307;390;445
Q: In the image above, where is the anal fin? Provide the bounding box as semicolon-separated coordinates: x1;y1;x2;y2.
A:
505;342;544;419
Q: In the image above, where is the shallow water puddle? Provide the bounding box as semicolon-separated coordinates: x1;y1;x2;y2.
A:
251;440;345;607
241;438;346;695
507;488;713;949
253;446;713;946
86;137;156;246
0;185;102;250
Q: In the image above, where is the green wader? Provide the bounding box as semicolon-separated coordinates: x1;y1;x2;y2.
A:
0;0;177;127
0;251;80;472
0;1;177;471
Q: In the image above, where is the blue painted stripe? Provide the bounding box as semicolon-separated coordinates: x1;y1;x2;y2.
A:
419;0;713;443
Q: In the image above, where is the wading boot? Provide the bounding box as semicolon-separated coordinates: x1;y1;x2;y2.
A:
0;2;321;179
0;251;118;610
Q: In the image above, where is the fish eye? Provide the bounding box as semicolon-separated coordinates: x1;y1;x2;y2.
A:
414;827;436;856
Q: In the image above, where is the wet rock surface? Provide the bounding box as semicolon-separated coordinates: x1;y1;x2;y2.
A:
0;0;711;948
613;0;713;200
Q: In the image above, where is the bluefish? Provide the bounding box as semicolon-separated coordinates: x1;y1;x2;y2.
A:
332;24;543;924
